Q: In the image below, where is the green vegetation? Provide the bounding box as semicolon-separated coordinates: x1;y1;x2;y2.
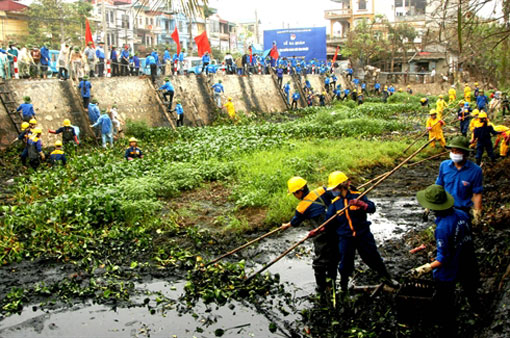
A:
0;101;417;315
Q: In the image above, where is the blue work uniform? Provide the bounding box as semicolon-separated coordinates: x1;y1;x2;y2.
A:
146;55;156;65
276;68;284;78
473;123;499;162
125;146;143;159
92;114;113;148
110;50;117;61
290;186;338;290
375;83;381;91
96;48;105;59
49;149;67;166
292;92;300;101
435;160;483;211
88;103;100;123
121;50;129;59
326;190;390;289
40;46;49;66
164;50;171;62
212;83;224;93
202;54;210;64
284;83;290;104
457;107;472;136
17;103;35;120
476;95;489;111
78;80;91;98
159;81;174;92
53;126;77;145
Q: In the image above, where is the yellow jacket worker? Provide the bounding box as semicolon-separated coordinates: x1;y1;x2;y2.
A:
494;125;510;157
426;109;446;148
464;84;472;103
223;97;236;120
448;86;456;103
436;95;447;119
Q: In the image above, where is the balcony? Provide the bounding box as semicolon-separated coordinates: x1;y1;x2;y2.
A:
324;8;352;20
394;14;426;23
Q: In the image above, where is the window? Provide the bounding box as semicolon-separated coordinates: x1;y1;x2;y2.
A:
358;0;366;10
179;21;183;31
395;0;403;6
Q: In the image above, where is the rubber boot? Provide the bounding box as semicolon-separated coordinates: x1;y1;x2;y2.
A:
314;268;328;293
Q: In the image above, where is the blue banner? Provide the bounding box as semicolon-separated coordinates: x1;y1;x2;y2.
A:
263;27;327;61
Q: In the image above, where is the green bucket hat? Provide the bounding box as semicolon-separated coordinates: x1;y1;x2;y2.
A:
74;47;80;52
91;98;98;104
445;136;473;152
164;77;169;81
416;184;455;211
23;96;31;102
83;75;89;80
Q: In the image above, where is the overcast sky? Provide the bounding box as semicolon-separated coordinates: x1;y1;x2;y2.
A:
208;0;332;30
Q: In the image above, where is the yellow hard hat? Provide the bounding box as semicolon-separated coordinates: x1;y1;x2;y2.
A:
478;112;488;119
459;100;465;106
21;122;29;130
474;82;479;86
439;94;443;99
63;119;71;127
420;97;427;102
32;128;42;134
471;109;480;117
287;176;307;195
407;85;411;88
129;137;137;143
228;97;232;101
55;140;63;147
429;109;437;115
327;171;349;190
29;118;37;125
494;125;509;133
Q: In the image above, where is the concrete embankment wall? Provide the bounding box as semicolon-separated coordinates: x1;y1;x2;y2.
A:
0;74;337;149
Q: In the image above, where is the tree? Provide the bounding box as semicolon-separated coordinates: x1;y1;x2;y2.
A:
387;23;417;81
25;0;92;48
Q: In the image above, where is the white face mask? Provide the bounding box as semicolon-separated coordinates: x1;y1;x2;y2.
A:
450;152;464;163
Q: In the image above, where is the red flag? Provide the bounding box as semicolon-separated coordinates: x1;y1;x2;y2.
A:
270;44;279;60
85;19;94;48
332;46;340;64
194;31;211;57
171;26;181;55
249;46;253;63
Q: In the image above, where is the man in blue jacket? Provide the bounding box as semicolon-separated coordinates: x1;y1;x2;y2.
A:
283;81;291;105
110;46;119;77
17;96;36;122
90;109;113;148
158;77;175;109
414;184;480;336
211;80;224;108
476;89;489;112
88;98;101;138
201;52;211;75
96;42;105;77
40;42;50;79
120;45;130;76
291;91;300;110
145;53;157;84
78;75;92;109
325;171;395;292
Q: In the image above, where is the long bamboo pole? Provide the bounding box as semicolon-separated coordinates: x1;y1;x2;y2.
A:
403;120;442;154
246;138;435;281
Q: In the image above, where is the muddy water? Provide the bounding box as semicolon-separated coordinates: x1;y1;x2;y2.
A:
0;197;426;338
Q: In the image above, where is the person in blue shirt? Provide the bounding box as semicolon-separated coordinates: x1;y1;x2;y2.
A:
325;171;395;292
145;53;157;84
346;67;353;81
458;102;472;137
374;82;381;95
414;184;480;336
87;98;101;138
276;66;284;88
333;85;342;101
388;85;396;95
343;88;350;100
303;79;312;94
163;47;171;72
324;75;331;93
171;99;184;127
171;52;178;75
283;81;291;104
211;80;224;108
40;42;50;79
158;77;175;109
96;42;105;77
49;140;67;166
471;112;499;164
201;52;211;75
178;50;185;74
361;82;367;95
291;91;300;110
331;74;337;89
120;45;130;76
125;137;144;160
281;177;338;292
110;46;118;77
17;96;36;122
352;78;360;87
476;89;489;111
90;109;113;148
78;75;92;108
151;49;160;72
436;136;484;225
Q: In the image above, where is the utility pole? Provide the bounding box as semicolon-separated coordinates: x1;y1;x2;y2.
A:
254;10;259;44
102;0;109;59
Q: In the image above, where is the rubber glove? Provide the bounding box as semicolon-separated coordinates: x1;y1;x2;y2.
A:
472;209;482;226
413;263;432;277
308;226;325;238
349;199;368;210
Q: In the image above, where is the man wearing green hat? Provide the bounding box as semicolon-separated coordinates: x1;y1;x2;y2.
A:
78;75;92;109
158;77;175;110
17;96;36;121
435;136;483;225
414;184;479;336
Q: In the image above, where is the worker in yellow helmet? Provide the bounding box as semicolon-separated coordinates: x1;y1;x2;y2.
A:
125;137;144;160
27;128;45;169
493;125;510;157
48;119;79;147
464;83;472;103
448;85;457;104
282;176;338;292
473;82;480;98
223;97;237;122
324;171;397;292
436;95;447;120
471;112;499;164
427;109;446;148
49;140;67;166
12;121;32;165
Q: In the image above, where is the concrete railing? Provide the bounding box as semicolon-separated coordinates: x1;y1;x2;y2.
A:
324;8;352;19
